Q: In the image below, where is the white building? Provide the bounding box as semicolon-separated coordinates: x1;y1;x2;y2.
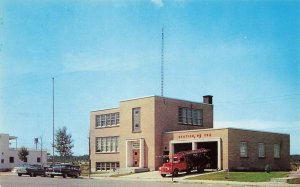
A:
0;133;47;171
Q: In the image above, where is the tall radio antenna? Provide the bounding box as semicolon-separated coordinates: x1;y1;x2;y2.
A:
161;26;164;97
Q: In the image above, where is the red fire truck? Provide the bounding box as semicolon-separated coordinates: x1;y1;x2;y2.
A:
159;148;210;177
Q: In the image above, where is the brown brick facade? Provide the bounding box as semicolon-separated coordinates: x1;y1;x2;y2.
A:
90;95;290;172
90;96;213;171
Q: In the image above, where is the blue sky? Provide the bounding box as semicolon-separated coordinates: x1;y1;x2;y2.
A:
0;0;299;155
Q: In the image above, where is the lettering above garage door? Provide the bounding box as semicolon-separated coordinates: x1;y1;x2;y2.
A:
178;133;212;139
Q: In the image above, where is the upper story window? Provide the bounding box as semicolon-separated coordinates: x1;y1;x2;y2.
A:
132;107;141;132
258;143;265;158
9;157;14;163
178;107;203;126
96;112;120;128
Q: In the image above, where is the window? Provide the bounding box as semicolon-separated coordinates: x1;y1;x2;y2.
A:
1;159;4;164
240;142;248;157
274;144;280;158
37;157;41;163
9;157;14;163
96;136;119;153
96;162;119;171
96;115;101;127
116;113;120;124
106;114;111;126
132;107;141;132
178;107;203;126
96;112;120;128
258;143;265;158
111;113;116;126
101;114;106;127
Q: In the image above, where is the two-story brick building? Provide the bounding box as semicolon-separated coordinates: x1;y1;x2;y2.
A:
90;95;290;172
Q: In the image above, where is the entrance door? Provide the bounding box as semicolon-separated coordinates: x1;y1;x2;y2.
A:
133;149;139;167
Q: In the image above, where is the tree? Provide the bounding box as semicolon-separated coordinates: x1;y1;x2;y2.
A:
18;147;29;162
54;126;74;162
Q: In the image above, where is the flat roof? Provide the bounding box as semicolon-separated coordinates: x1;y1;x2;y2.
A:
91;95;210;112
120;95;210;105
91;107;119;113
164;127;289;136
9;136;17;140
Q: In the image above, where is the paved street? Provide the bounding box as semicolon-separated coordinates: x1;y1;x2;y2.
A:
1;172;298;187
0;175;243;187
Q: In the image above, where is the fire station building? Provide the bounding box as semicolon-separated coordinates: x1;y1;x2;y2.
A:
90;95;290;172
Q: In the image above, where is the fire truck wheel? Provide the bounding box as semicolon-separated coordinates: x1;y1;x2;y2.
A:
197;167;204;173
161;174;166;177
172;169;179;177
186;169;191;174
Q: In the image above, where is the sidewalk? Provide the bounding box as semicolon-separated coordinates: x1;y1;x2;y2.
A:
85;171;300;186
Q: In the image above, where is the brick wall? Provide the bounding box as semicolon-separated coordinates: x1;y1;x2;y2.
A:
228;128;290;171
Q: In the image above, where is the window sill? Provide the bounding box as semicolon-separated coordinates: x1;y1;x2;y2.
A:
178;123;203;127
95;125;119;129
132;131;142;133
95;152;120;154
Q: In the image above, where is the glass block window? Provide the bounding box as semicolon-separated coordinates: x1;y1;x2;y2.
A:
96;162;120;171
258;143;265;158
274;144;280;158
240;142;248;157
132;107;141;132
96;112;120;128
96;136;119;153
178;107;203;126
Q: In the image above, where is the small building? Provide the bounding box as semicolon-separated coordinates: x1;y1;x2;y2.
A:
0;133;47;171
89;95;290;172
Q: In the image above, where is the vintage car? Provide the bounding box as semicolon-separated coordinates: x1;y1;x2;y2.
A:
12;164;45;177
46;163;81;178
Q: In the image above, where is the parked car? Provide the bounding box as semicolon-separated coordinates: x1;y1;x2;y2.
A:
46;163;81;178
26;165;46;177
12;164;45;177
11;164;31;176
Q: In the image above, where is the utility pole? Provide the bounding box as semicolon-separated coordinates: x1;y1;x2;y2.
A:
161;25;164;97
52;77;55;164
88;131;91;179
40;136;43;165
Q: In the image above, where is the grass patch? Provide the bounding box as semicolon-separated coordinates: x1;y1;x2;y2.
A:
186;171;289;182
287;177;300;184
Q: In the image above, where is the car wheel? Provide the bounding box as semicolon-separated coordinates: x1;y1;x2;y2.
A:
63;173;67;178
51;175;54;178
161;174;166;177
18;173;22;177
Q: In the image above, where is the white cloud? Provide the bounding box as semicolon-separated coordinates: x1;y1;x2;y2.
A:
151;0;164;7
